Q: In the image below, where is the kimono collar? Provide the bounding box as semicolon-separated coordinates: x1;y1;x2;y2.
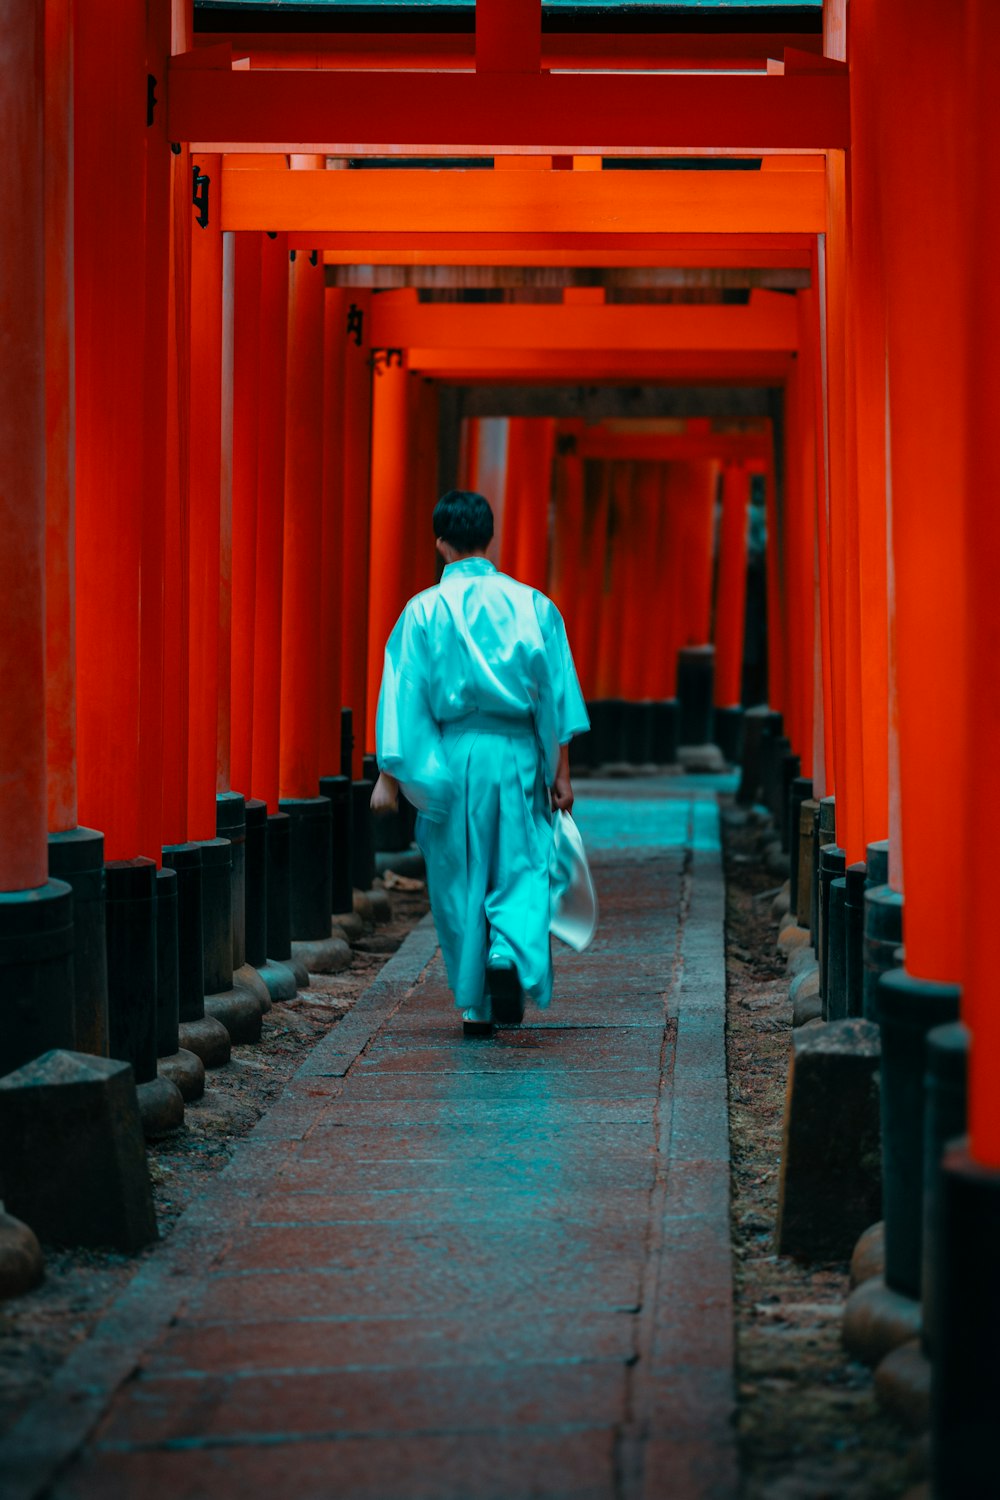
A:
442;557;496;579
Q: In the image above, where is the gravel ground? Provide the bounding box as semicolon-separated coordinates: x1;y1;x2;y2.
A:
0;882;430;1443
722;801;915;1500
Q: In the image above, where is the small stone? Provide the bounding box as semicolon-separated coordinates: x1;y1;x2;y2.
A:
792;989;823;1029
850;1220;885;1287
136;1076;185;1140
177;1016;231;1069
842;1276;923;1366
204;988;263;1044
157;1048;205;1103
331;912;365;945
778;909;798;934
777;1019;882;1261
778;923;811;954
290;936;352;976
790;965;819;1000
772;887;792;920
0;1208;43;1300
355;933;402;956
875;1339;931;1432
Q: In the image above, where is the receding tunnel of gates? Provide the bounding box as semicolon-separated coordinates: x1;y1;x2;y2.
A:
417;402;771;717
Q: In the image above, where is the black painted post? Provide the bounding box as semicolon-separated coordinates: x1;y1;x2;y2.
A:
244;799;268;969
677;645;715;745
161;844;205;1025
651;699;679;765
104;859;158;1086
155;867;179;1060
818;845;846;1014
320;774;354;915
216;792;247;969
931;1144;1000;1498
788;776;814;914
862;885;904;1023
279;796;334;940
875;969;960;1300
0;878;76;1078
351;780;375;893
340;706;354;780
48;826;108;1058
922;1022;968;1361
266;811;293;962
200;838;234;995
843;861;868;1017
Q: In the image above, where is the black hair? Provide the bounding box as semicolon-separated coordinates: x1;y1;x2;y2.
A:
432;490;495;552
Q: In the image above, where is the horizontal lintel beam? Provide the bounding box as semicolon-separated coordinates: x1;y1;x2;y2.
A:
324;264;810;290
459;385;777;419
221;164;826;236
194;32;823;70
369;292;798;354
570;432;769;462
170;69;848;154
401;349;795;383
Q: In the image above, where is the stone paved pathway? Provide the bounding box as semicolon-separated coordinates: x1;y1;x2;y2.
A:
1;779;736;1500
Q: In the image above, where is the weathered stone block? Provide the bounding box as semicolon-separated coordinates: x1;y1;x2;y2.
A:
875;1339;931;1432
776;1018;882;1261
0;1051;157;1251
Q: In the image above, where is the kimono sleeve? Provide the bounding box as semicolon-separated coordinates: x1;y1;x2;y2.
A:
375;605;453;822
534;598;591;785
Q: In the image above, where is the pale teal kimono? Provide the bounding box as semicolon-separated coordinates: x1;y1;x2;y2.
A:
375;557;589;1012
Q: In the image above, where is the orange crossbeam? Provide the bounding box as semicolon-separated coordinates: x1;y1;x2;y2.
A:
169;67;849;155
317;246;814;270
401;350;795;384
572;432;771;463
369;291;798;354
194;32;822;71
220;163;826;236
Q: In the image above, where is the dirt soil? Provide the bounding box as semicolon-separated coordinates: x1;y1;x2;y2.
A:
0;882;430;1443
722;801;916;1500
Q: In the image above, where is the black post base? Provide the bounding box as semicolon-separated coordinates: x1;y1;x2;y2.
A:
875;968;961;1300
279;796;333;942
932;1144;1000;1499
0;879;76;1078
48;825;108;1057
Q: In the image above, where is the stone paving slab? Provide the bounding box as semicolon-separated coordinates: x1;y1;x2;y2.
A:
1;781;737;1500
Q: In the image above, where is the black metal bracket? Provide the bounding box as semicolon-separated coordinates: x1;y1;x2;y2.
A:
192;165;210;229
371;348;404;376
309;250;319;267
147;75;158;128
346;303;364;347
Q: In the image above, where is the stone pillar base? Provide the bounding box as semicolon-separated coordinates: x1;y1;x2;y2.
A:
256;959;298;1003
136;1076;184;1140
158;1048;205;1103
177;1016;231;1069
204;989;263;1045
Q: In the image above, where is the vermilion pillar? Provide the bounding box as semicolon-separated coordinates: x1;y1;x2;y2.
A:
407;377;440;600
962;0;999;1164
803;280;835;798
714;464;750;711
161;144;193;845
250;233;289;814
575;462;611;699
231;234;262;798
672;461;719;651
318;285;348;777
44;0;76;839
782;346;818;777
1;0;47;891
877;0;967;981
340;291;372;770
186;154;223;841
280;249;326;800
366;354;411;753
594;463;633;698
74;0;147;861
846;25;890;852
501;419;554;593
